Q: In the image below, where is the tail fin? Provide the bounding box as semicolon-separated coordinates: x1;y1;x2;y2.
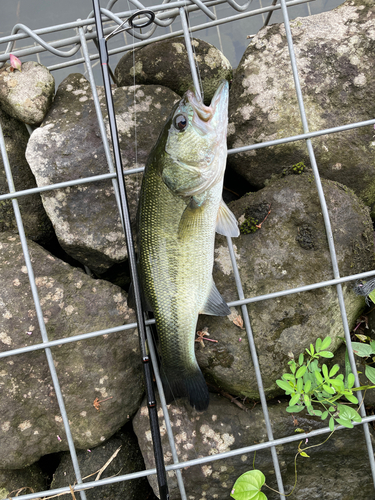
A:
161;366;209;411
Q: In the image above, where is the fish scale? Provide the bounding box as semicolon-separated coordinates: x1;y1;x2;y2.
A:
137;80;239;410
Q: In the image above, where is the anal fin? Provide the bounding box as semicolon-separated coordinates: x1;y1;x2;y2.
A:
200;280;231;316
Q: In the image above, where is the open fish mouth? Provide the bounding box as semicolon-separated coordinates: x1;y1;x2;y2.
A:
185;80;229;135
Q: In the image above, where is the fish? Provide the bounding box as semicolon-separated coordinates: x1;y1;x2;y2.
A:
137;80;239;411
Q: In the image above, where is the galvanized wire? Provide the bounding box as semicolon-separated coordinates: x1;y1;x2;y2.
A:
1;0;375;499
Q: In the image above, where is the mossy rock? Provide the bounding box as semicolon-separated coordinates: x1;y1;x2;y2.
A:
228;0;375;216
195;174;375;399
115;37;232;105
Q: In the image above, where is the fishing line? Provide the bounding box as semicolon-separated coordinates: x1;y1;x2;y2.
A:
126;0;140;211
183;0;204;101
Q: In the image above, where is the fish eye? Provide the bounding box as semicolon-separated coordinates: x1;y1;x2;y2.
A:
173;114;188;132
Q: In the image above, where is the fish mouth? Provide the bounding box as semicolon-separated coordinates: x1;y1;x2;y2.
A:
185;80;229;135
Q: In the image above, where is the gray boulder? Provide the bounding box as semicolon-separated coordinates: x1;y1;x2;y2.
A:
227;0;375;215
0;107;53;244
0;464;47;499
26;74;179;272
114;37;232;105
0;232;144;468
133;394;375;499
51;425;152;499
0;61;54;125
195;174;375;399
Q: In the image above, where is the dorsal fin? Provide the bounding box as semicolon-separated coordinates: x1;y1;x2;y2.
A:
216;199;240;237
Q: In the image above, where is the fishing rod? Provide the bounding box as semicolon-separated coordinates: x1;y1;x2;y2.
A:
91;2;169;499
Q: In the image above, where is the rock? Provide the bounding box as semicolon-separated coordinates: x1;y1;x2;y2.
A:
133;394;375;499
26;74;180;272
114;37;232;105
0;107;53;244
195;175;375;399
0;232;144;468
227;0;375;214
0;464;47;499
51;424;153;499
0;61;54;125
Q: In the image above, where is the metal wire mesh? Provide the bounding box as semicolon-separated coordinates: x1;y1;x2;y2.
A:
1;0;375;499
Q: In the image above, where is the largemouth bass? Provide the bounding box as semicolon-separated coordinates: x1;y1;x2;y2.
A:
137;80;239;411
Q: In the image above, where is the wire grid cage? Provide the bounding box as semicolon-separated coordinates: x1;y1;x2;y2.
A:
1;0;375;499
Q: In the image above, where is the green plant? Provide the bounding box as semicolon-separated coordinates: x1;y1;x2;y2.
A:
231;470;267;500
292;161;305;174
351;340;375;385
276;336;363;431
230;336;375;499
239;217;258;234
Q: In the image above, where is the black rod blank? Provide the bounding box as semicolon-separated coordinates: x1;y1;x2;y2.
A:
91;2;169;498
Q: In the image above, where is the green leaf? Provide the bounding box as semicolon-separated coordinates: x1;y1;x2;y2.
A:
306;405;315;415
329;417;335;431
230;470;267;500
344;393;358;405
344;349;353;388
369;289;375;305
320;337;332;351
290;393;301;406
356;334;369;343
289;360;297;374
300;452;310;458
321;411;329;420
286;405;304;413
309;359;319;372
282;373;296;382
303;394;310;406
315;337;322;353
315;371;324;385
365;365;375;385
330;378;345;393
312;409;322;416
297;377;303;393
276;380;293;393
318;351;334;358
329;364;340;378
347;372;355;389
336;404;362;423
296;365;307;378
370;341;375;353
351;342;374;358
335;418;354;428
298;353;304;365
323;384;335;394
304;380;312;394
322;364;329;380
310;344;315;356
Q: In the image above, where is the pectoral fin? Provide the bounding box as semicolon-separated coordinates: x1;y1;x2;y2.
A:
200;280;231;316
216;199;240;237
178;198;205;238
